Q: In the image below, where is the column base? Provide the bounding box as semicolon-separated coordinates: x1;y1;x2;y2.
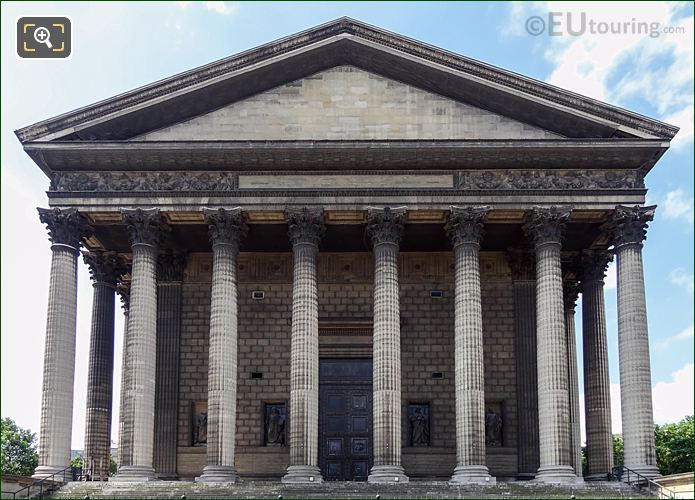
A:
623;464;660;480
534;465;579;483
111;465;156;482
195;465;239;483
33;465;71;482
281;465;323;484
368;465;409;484
449;465;496;485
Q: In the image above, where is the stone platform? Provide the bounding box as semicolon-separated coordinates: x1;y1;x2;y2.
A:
50;480;655;499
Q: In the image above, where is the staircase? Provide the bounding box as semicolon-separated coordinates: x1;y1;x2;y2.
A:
50;479;656;499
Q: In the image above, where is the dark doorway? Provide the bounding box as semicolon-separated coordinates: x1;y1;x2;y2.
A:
319;359;373;481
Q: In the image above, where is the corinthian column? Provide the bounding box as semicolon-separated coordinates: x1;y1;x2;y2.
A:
563;278;582;477
445;206;494;484
605;205;659;478
366;207;409;484
34;208;91;479
197;208;248;483
282;207;325;484
114;208;163;481
82;251;125;481
116;279;131;471
154;251;186;479
508;249;539;479
581;249;614;480
523;206;576;483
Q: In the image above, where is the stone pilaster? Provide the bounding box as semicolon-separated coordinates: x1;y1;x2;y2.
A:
197;208;248;483
581;249;614;479
445;206;494;484
604;205;659;478
523;206;576;483
34;208;91;480
113;208;163;482
282;207;325;484
82;251;126;481
508;249;540;479
366;207;409;484
563;278;582;478
154;251;186;479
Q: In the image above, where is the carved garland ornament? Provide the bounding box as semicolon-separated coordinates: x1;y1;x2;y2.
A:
51;171;237;192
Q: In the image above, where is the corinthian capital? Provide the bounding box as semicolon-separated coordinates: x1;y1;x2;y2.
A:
285;207;325;246
366;206;406;247
581;249;613;284
603;205;656;249
121;208;165;247
563;279;580;312
37;207;92;250
82;251;128;286
445;206;490;247
523;206;572;247
157;251;188;282
203;207;248;248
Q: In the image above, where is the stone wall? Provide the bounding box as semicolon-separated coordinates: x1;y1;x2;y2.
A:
175;252;517;479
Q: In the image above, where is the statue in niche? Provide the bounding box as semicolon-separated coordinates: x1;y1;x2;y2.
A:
409;406;430;446
266;406;286;446
193;411;207;446
485;407;503;447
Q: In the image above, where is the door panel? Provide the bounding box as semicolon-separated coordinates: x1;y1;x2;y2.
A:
319;359;372;481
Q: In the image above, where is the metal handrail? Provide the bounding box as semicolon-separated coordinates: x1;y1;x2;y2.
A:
613;465;677;499
0;466;81;499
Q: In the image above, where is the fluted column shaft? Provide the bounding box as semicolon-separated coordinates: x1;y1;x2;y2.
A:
581;251;614;479
34;208;90;480
564;282;582;477
116;283;131;470
509;251;539;478
366;207;408;484
154;252;185;480
608;205;659;478
524;207;576;483
198;208;247;483
446;206;493;484
282;208;324;484
114;208;163;481
83;252;124;481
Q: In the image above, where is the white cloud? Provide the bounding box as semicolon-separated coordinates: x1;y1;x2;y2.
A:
203;1;238;16
662;188;695;224
670;268;694;294
655;324;694;350
652;363;694;424
505;3;693;149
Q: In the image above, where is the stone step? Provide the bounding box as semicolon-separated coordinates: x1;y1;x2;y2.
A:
50;480;656;499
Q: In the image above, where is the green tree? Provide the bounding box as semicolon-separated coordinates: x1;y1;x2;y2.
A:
655;415;694;475
0;418;38;476
109;455;117;476
613;435;624;468
70;455;83;470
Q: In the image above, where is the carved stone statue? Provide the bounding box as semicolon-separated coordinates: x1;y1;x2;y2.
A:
193;411;207;446
409;407;430;446
485;408;503;447
266;407;285;446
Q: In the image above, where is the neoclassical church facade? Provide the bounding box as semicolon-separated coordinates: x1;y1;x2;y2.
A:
17;19;677;485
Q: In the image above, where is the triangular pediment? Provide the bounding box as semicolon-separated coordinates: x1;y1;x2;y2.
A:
135;66;561;141
16;17;676;146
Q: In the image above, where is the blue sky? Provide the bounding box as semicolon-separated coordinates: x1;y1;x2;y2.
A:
1;2;693;448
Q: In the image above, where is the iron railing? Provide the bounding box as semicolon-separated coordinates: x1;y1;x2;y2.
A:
612;465;677;499
0;466;81;499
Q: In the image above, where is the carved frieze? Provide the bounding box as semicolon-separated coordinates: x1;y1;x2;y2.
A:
49;169;644;194
50;171;237;192
456;169;644;191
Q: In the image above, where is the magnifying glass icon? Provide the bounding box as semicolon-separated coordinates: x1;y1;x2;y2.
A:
34;26;53;49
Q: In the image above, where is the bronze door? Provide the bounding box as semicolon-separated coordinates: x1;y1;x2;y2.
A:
319;359;373;481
